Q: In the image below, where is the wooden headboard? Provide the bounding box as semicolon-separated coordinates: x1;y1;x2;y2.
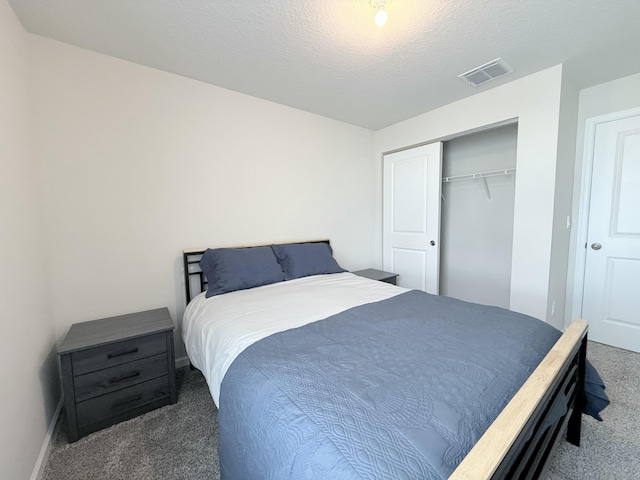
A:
182;239;331;304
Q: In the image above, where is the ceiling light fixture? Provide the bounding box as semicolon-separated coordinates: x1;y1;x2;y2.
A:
371;0;391;26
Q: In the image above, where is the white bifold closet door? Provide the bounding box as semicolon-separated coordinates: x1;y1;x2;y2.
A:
382;143;443;293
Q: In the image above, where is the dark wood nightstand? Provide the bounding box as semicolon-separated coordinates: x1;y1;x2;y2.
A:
352;268;399;285
58;308;177;442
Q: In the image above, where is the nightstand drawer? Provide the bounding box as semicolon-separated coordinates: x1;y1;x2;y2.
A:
71;332;167;375
74;354;169;402
76;376;171;433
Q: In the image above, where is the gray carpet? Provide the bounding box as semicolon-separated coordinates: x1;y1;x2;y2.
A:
43;341;639;479
43;369;220;480
542;341;640;480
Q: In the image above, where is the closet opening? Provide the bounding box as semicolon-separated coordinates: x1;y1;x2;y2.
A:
439;123;518;309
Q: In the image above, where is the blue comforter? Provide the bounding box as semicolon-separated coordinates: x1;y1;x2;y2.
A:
218;290;603;479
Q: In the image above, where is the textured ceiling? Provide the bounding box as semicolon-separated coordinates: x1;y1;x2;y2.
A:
9;0;640;129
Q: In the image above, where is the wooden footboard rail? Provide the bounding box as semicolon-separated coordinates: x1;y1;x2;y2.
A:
450;319;588;480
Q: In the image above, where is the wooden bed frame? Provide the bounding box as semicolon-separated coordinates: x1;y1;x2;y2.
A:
182;240;587;480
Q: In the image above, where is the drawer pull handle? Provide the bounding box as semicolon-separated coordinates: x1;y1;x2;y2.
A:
107;347;139;359
112;394;143;408
109;371;141;384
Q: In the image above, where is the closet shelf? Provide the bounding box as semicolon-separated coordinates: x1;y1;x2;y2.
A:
441;168;516;183
441;168;516;201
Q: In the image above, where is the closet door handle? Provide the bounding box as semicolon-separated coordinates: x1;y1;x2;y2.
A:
591;243;602;250
430;240;436;246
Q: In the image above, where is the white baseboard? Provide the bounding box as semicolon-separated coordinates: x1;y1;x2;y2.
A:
175;355;191;369
30;397;63;480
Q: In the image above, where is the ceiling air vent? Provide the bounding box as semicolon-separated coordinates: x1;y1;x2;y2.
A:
458;58;513;87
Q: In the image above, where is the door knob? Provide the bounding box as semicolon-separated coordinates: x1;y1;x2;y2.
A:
430;240;436;246
591;242;602;250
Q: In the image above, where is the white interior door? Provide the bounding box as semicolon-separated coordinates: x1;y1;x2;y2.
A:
383;143;442;293
582;113;640;353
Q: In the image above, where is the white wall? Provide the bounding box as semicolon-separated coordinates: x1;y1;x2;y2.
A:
29;36;376;359
567;72;640;324
440;124;517;309
375;66;565;322
0;2;58;479
547;70;579;329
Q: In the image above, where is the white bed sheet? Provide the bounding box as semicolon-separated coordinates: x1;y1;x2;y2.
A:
182;272;408;406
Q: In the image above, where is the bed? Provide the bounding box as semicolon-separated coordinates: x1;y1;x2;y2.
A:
181;240;600;479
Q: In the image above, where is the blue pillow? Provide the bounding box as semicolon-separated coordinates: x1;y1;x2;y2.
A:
271;242;346;281
199;246;285;298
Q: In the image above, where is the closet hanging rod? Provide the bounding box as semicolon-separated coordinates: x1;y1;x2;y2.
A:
442;168;516;183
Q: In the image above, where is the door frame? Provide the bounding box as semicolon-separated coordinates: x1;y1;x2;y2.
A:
569;106;640;327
